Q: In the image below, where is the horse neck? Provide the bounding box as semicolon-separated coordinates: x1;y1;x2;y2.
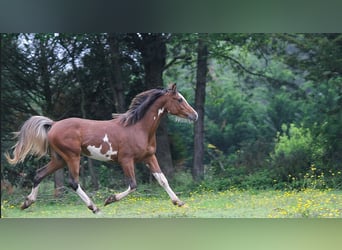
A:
138;96;167;140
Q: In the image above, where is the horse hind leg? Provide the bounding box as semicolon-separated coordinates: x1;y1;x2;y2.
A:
21;152;65;210
21;184;40;210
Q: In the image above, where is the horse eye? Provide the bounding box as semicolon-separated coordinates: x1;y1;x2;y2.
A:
178;98;183;103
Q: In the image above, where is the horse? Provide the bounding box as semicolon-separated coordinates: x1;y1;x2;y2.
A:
5;83;198;214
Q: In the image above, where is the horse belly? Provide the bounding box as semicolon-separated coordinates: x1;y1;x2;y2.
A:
83;133;119;162
85;144;118;162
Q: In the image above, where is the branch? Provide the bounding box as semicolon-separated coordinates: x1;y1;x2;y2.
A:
163;54;191;71
225;54;265;78
222;54;304;93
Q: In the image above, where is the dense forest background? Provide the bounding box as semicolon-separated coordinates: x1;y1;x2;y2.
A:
1;33;341;195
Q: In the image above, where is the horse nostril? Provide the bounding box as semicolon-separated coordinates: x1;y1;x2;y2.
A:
189;112;198;121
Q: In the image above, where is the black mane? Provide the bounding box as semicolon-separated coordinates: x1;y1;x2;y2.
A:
115;88;167;126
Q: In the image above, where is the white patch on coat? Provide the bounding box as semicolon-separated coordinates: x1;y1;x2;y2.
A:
158;107;165;116
178;93;198;120
87;134;117;161
178;93;188;104
103;134;109;142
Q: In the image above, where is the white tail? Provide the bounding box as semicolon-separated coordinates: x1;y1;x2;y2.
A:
5;116;54;165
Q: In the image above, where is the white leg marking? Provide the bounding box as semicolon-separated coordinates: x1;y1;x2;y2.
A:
76;184;94;207
115;186;133;201
152;173;179;202
27;185;40;201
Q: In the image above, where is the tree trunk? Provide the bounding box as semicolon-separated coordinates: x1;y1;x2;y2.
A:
108;33;126;113
0;34;2;86
193;34;208;182
37;40;66;195
136;33;175;179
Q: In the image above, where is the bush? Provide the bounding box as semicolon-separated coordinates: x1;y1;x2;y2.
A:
240;169;276;190
270;123;325;180
170;171;194;193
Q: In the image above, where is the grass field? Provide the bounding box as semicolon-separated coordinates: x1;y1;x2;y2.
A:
2;184;341;218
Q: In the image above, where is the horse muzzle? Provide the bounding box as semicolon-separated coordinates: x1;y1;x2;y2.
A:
188;112;198;122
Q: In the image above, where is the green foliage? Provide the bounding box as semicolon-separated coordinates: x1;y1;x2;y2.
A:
270;123;325;180
267;91;303;133
2;187;341;218
205;79;259;154
170;171;194;193
241;169;276;190
2;33;341;194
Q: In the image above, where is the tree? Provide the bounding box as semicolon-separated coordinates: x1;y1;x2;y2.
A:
127;33;175;178
3;33;340;192
275;34;342;171
2;34;70;189
107;33;126;113
193;34;208;182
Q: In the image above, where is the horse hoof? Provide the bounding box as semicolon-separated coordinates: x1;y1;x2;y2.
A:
104;195;117;206
93;208;101;214
177;201;186;207
87;204;100;214
21;199;33;210
20;204;28;210
173;200;185;207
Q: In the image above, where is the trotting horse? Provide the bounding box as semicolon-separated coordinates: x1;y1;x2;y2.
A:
5;83;198;214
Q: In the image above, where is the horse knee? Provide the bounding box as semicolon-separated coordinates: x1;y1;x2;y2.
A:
69;178;79;191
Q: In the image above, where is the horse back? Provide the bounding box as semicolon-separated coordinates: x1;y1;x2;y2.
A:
48;117;147;162
48;118;118;158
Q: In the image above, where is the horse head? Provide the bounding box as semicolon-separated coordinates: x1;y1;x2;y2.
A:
164;83;198;122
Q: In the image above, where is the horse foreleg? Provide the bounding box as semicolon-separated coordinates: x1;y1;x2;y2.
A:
104;184;136;206
76;184;100;214
67;157;100;214
152;172;185;207
104;160;136;206
69;176;100;214
147;155;185;207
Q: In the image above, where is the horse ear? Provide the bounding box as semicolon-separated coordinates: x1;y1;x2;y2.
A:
169;83;177;93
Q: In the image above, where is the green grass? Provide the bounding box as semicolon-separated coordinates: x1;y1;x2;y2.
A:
2;185;342;218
